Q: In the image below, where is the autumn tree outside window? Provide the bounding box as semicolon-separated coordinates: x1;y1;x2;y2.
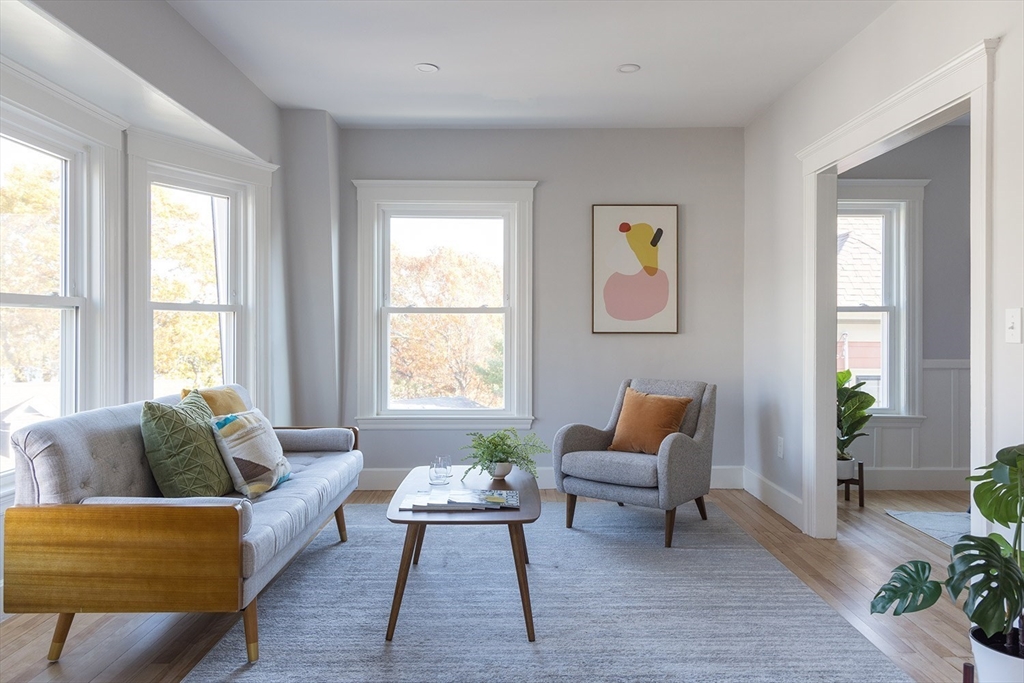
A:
355;181;536;430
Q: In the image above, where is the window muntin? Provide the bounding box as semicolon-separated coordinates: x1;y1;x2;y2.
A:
146;177;239;398
0;134;82;475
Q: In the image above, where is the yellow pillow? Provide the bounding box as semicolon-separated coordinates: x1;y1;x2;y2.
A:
180;387;247;416
609;388;693;455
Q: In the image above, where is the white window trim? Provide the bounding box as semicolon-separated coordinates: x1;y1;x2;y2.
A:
354;180;536;430
126;130;274;409
837;179;927;418
0;66;124;501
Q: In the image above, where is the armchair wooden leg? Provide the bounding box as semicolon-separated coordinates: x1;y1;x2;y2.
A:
334;504;348;542
566;494;578;528
243;598;259;663
665;507;677;548
47;613;75;661
695;496;708;520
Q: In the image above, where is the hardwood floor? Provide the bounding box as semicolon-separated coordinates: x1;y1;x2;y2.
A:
0;488;971;682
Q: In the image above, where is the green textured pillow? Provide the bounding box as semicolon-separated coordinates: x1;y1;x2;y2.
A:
140;390;233;497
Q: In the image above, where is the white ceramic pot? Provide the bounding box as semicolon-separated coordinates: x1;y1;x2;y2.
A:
837;458;857;480
970;628;1023;683
488;462;513;480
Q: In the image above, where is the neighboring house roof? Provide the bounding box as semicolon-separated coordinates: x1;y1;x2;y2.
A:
837;215;882;306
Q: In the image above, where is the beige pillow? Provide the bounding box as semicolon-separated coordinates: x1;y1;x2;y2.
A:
609;387;693;455
181;386;247;416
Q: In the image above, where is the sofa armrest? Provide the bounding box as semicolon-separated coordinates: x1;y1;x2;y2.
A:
80;496;253;535
274;426;358;451
3;503;244;614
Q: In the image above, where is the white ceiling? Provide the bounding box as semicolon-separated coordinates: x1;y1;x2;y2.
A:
168;0;895;129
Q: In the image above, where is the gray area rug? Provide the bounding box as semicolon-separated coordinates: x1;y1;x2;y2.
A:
185;502;911;682
886;509;971;546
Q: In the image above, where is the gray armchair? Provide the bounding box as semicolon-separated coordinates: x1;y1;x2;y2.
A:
552;379;717;547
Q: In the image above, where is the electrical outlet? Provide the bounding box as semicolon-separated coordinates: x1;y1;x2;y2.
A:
776;436;784;459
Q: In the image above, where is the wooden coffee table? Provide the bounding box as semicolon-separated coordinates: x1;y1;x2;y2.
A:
385;465;542;641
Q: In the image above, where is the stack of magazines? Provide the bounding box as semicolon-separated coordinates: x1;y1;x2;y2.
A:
398;488;520;511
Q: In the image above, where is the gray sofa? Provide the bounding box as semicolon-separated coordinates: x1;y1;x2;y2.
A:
3;384;362;663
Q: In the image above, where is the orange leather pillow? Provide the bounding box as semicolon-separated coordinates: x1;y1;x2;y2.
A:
609;388;693;455
180;387;247;417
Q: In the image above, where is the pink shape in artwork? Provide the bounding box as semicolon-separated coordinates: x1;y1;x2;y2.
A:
603;269;669;321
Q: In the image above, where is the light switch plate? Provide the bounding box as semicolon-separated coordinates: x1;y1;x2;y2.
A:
1008;308;1022;344
776;436;784;459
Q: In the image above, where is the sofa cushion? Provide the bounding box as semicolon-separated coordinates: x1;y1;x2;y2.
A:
240;451;362;578
212;410;291;499
180;386;247;416
610;388;692;455
140;390;233;498
560;450;659;488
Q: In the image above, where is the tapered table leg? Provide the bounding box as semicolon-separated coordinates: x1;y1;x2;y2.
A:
509;523;535;641
386;523;421;641
412;524;426;565
508;524;529;564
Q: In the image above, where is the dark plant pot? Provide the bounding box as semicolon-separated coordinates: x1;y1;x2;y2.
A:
969;627;1023;683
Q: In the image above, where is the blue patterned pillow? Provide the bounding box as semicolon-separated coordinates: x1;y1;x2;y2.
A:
211;409;291;499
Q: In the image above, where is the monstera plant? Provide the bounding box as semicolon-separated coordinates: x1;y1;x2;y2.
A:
871;444;1024;679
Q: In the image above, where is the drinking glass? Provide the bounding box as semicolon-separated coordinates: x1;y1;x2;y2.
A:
428;457;449;485
437;454;452;480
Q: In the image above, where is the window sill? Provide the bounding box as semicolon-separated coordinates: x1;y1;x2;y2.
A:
865;414;926;427
356;415;535;431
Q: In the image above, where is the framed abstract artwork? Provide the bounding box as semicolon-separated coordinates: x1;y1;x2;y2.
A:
592;204;678;333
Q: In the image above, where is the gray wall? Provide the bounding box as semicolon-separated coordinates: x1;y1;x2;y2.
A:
841;125;970;361
280;110;344;424
333;128;746;470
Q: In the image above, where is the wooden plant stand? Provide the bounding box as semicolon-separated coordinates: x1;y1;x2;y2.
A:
837;461;864;507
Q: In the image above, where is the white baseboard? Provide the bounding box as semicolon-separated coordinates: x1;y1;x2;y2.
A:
742;468;804;529
359;465;747;492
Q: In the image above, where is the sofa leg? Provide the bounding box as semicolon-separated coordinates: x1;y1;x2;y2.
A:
47;612;75;661
695;496;708;520
334;504;348;542
565;494;577;528
665;507;677;548
243;599;259;663
617;502;624;507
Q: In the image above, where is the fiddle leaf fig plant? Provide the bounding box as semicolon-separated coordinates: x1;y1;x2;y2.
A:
871;443;1024;658
837;369;875;461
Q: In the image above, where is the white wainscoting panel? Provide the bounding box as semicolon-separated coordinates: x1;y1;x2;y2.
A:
846;360;970;490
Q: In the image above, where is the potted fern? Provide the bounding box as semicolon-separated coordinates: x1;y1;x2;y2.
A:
461;428;547;481
837;369;874;480
871;444;1024;682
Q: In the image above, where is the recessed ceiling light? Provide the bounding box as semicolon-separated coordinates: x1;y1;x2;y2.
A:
616;63;641;74
415;63;439;73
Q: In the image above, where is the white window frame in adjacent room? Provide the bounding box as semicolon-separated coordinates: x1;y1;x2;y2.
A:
354;180;536;430
837;179;927;418
127;131;274;409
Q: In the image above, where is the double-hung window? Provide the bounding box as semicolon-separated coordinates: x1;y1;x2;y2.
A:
836;180;925;415
128;132;272;406
355;181;536;429
0;132;81;477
